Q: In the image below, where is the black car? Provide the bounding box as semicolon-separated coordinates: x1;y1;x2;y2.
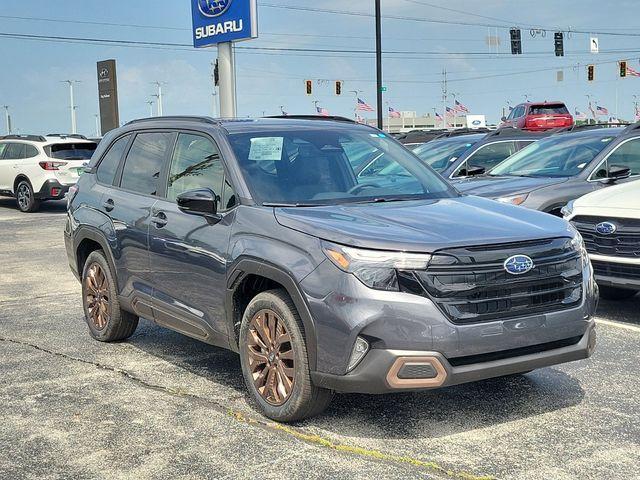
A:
454;124;640;215
64;115;597;422
412;129;547;179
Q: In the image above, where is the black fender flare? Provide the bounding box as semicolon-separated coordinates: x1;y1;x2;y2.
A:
226;257;318;371
74;225;120;291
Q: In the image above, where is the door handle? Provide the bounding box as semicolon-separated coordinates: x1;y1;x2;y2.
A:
151;212;168;228
102;199;114;212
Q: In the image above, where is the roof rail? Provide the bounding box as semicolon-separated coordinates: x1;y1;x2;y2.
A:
433;127;492;140
0;134;47;142
263;115;356;123
46;133;88;140
484;127;550;139
126;116;219;126
553;122;631;134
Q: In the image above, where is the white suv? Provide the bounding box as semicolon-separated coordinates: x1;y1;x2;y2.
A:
0;134;98;212
564;180;640;300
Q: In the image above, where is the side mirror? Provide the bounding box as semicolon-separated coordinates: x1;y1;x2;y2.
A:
176;188;220;219
501;116;507;122
466;165;486;177
600;164;631;184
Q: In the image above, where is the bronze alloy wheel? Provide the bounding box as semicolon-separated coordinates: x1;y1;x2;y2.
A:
84;263;111;331
246;309;295;406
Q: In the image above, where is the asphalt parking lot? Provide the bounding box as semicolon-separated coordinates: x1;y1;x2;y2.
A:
1;198;639;480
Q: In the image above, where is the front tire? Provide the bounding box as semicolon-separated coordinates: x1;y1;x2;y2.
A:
81;250;139;341
239;289;333;422
599;285;638;301
15;180;40;213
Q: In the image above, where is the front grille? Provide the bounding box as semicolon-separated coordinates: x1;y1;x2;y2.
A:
399;238;583;325
572;216;640;258
591;260;640;281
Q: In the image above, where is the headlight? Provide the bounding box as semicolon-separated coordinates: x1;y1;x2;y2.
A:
569;225;589;267
322;241;431;291
561;200;575;218
496;193;529;206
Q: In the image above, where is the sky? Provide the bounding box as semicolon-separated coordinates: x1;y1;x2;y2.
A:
1;0;640;135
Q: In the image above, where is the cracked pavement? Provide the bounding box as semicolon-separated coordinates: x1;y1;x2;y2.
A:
1;198;639;480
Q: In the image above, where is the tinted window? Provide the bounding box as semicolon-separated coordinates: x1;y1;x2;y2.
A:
601;138;640;177
514;106;525;118
490;133;615;178
413;137;480;172
167;134;224;202
47;143;97;160
221;178;238;210
228;128;454;205
4;143;26;159
97;135;130;185
457;141;518;176
121;132;173;196
25;145;39;158
529;104;569;115
0;143;7;159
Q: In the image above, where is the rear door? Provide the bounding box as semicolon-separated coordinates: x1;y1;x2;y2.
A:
104;131;175;297
147;132;237;343
0;143;15;190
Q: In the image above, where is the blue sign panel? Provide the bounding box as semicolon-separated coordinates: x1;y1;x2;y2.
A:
191;0;258;47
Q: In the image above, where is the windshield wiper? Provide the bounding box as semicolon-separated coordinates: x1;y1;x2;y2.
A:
348;197;415;204
263;202;326;207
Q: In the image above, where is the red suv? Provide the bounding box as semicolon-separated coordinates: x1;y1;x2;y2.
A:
501;102;574;131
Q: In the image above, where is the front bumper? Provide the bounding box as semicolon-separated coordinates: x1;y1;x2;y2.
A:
312;322;596;394
590;255;640;290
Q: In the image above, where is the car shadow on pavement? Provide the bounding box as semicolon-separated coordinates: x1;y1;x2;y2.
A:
0;197;67;214
596;296;640;327
127;321;585;439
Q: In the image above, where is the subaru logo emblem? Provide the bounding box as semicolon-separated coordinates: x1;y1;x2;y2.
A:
504;255;534;275
198;0;232;17
595;222;617;235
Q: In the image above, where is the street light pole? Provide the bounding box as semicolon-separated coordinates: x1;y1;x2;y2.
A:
94;114;100;137
152;82;165;116
3;105;11;134
62;80;80;134
375;0;383;130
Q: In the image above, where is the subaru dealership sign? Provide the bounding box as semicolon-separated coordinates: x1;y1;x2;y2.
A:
191;0;258;47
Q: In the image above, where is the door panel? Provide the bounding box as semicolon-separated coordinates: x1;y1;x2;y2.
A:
0;143;14;190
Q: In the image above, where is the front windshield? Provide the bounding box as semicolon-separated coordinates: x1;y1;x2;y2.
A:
412;138;477;172
490;134;615;178
228;127;456;206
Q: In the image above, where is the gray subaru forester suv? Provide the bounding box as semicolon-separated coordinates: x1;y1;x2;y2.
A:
65;116;598;422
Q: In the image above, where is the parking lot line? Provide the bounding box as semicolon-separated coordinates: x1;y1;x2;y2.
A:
596;319;640;334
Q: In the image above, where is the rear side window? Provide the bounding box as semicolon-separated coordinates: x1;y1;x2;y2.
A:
529;104;569;115
25;145;39;158
120;132;173;196
166;133;224;202
97;135;130;185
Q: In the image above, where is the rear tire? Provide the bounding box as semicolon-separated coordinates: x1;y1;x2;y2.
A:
81;250;139;342
15;180;40;213
239;289;333;422
599;285;638;301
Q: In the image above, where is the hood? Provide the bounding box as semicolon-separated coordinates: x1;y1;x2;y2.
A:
575;180;640;211
452;175;568;199
274;196;574;252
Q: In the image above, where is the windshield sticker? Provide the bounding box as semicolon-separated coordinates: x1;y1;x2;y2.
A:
249;137;284;161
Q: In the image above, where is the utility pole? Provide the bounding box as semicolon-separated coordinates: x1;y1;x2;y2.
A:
349;90;362;120
217;43;237;117
152;82;165;116
375;0;383;129
146;100;154;117
3;105;11;134
441;69;448;129
62;80;80;134
586;94;595;123
94;114;100;137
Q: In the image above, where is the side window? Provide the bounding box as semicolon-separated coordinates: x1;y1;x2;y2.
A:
5;143;26;159
457;142;517;176
601;138;640;177
0;143;7;159
515;106;525;118
97;135;130;185
120;132;173;196
517;140;535;150
166;133;224;202
25;145;39;158
221;178;238;210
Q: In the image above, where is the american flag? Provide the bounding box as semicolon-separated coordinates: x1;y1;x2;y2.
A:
574;109;587;121
356;98;374;112
454;99;469;113
434;111;443;120
355;113;366;123
445;106;456;117
388;106;401;118
596;105;609;116
316;106;329;116
626;66;640;77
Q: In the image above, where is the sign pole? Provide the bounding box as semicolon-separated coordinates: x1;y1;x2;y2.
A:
218;42;237;118
375;0;383;130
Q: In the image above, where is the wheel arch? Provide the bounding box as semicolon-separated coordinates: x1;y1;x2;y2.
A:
13;174;31;194
226;258;318;371
74;226;120;292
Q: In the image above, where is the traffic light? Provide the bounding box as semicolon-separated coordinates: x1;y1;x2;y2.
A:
554;32;564;57
620;61;627;78
587;64;595;82
335;81;342;96
305;80;313;95
510;28;522;55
